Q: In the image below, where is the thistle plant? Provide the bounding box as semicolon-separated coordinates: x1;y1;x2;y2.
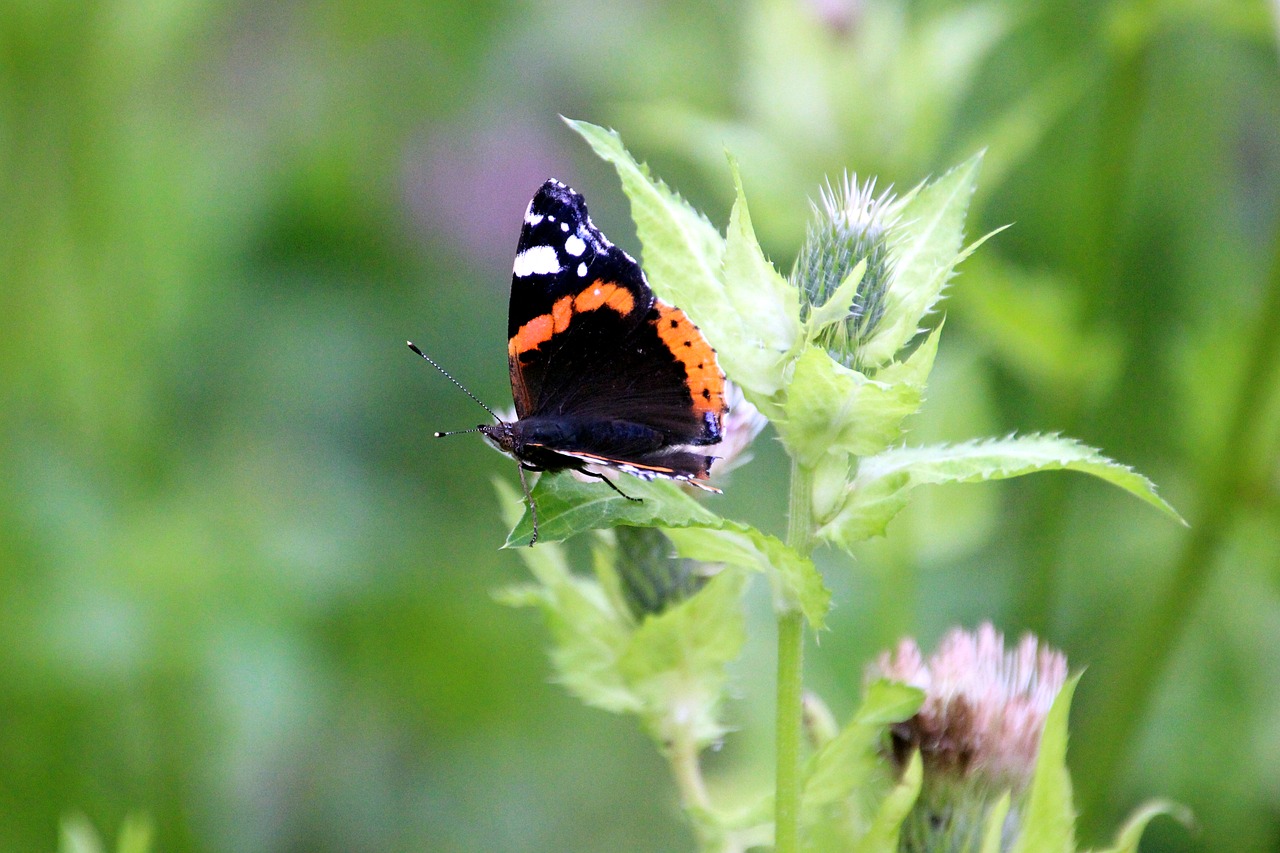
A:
495;118;1185;852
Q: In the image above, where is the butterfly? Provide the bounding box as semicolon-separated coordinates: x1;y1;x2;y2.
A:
411;179;726;544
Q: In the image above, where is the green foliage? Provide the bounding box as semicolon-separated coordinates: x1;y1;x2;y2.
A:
818;434;1183;548
800;680;923;848
499;484;750;743
59;815;152;853
1011;675;1080;853
856;155;982;370
503;474;829;627
493;121;1186;853
6;1;1274;851
526;121;1175;572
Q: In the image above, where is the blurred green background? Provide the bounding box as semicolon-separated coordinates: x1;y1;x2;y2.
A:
2;0;1278;850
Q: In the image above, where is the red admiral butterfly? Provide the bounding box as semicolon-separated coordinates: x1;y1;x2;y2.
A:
411;179;727;544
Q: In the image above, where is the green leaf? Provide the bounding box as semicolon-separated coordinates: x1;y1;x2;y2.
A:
803;680;923;817
505;473;831;626
818;434;1184;548
859;153;983;368
723;156;803;405
1088;800;1193;853
566;120;741;364
495;480;641;713
854;679;927;726
774;329;939;468
806;259;867;339
619;568;749;747
802;680;923;850
1010;674;1080;853
665;526;830;627
980;793;1012;853
853;751;921;853
503;473;721;548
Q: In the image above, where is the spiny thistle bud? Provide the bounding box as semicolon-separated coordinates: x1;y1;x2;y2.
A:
792;173;899;369
868;623;1069;852
613;526;710;619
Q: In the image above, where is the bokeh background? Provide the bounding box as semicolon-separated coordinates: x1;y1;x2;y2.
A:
3;0;1278;850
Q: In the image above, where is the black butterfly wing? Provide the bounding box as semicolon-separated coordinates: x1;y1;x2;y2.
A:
506;180;648;417
505;180;725;469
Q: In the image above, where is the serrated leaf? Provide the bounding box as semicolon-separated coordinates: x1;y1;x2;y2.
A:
505;473;831;626
818;434;1184;549
566;120;742;365
503;473;721;548
774;331;938;467
724;156;803;405
567;119;725;309
1088;800;1193;853
860;153;983;367
665;526;830;627
1010;674;1080;853
619;569;749;747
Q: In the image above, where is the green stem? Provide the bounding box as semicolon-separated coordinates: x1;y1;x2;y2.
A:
669;727;719;851
1075;212;1280;823
775;609;804;852
671;728;712;813
776;460;814;852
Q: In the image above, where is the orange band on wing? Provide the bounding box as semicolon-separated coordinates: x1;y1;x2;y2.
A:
574;280;635;315
551;294;573;333
509;313;553;357
653;301;726;415
509;280;637;358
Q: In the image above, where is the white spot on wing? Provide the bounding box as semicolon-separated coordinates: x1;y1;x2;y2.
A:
513;245;561;277
564;235;586;256
560;222;569;232
577;262;587;277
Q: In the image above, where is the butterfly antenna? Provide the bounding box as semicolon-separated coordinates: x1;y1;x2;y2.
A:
407;341;503;422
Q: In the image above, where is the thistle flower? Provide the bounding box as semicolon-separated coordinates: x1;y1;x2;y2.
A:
868;623;1069;852
792;173;900;369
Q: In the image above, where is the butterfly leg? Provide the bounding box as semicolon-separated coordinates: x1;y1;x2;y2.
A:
517;464;539;546
578;468;643;502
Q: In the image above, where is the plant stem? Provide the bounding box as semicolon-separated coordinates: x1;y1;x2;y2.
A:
776;460;814;852
1075;213;1280;822
774;610;804;852
671;728;712;813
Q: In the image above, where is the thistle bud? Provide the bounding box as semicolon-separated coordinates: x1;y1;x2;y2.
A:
792;173;899;369
613;526;709;619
